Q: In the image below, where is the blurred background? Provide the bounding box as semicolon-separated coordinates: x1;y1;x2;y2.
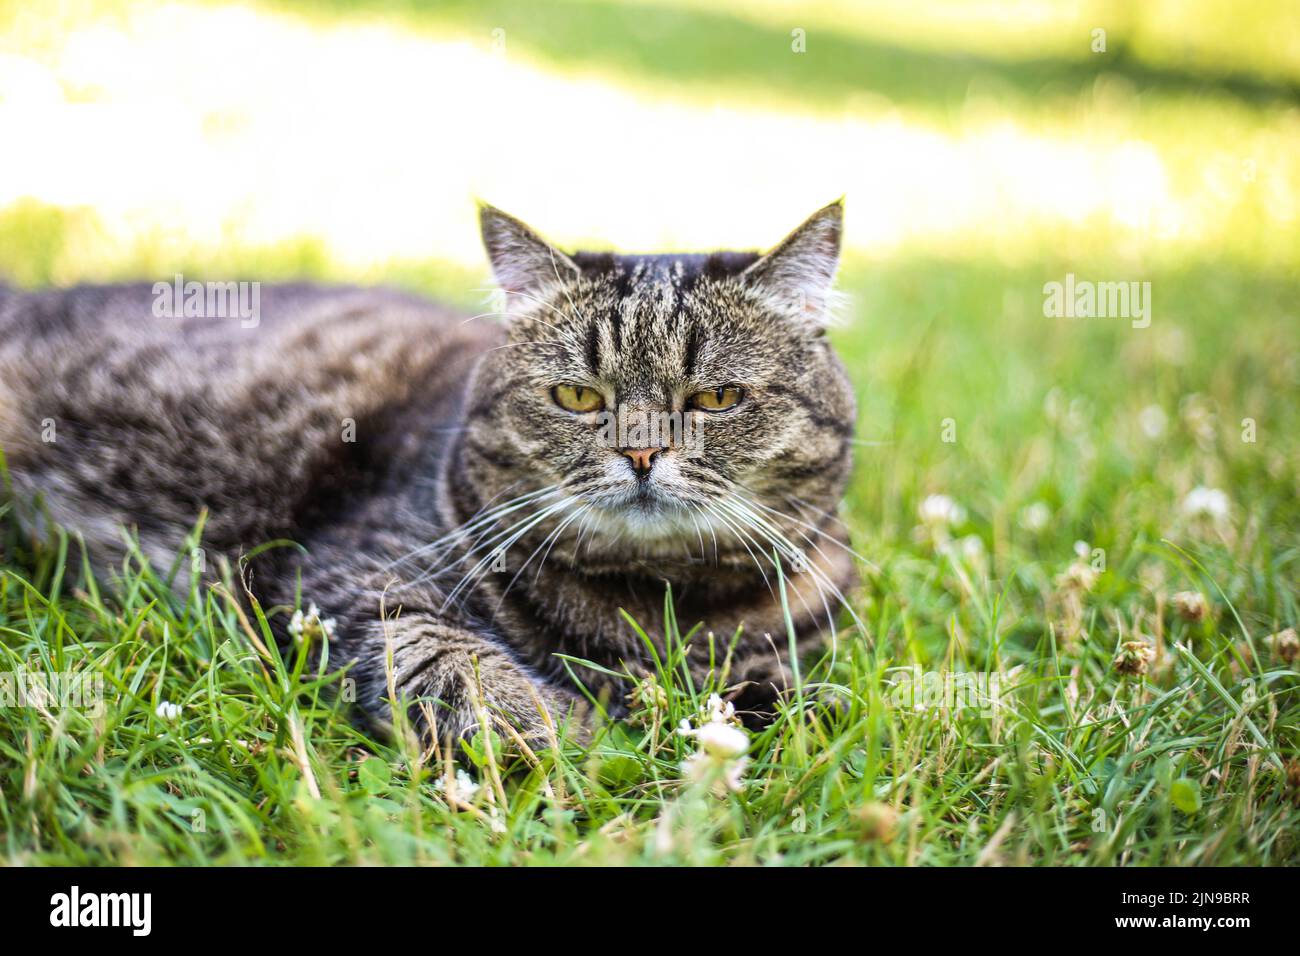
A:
3;0;1297;279
1;0;1296;573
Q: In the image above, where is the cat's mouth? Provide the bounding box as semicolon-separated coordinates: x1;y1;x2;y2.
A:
580;482;703;543
606;484;677;518
629;483;660;509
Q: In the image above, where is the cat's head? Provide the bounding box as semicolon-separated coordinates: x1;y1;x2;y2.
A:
461;202;856;568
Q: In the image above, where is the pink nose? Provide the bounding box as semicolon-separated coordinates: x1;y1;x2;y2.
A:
620;447;661;478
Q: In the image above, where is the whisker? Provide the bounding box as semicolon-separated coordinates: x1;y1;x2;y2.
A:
715;497;830;642
489;502;590;613
402;492;567;592
487;287;584;336
533;503;591;582
701;502;774;597
720;496;867;638
746;495;871;575
437;498;578;611
686;507;709;566
386;483;558;571
734;481;879;573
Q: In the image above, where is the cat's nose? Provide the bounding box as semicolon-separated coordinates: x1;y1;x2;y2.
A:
619;447;661;479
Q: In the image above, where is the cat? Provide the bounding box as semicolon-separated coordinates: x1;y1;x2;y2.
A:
0;201;858;744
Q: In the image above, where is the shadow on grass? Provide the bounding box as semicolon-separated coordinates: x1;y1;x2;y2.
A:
272;0;1300;112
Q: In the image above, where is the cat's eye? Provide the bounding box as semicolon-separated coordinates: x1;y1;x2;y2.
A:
552;384;605;413
689;384;745;412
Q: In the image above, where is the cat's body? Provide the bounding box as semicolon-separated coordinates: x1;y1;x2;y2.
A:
0;203;857;741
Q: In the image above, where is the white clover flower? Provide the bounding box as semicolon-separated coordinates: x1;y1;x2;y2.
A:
432;768;481;799
701;693;740;728
1171;590;1210;622
1138;404;1168;439
1265;628;1298;663
1056;541;1099;592
1114;640;1155;677
1019;502;1051;533
918;494;965;528
1182;486;1230;522
956;534;987;573
288;601;337;645
694;721;749;759
1180;394;1217;447
720;758;748;793
677;692;751;793
453;768;480;798
155;700;182;721
682;750;750;793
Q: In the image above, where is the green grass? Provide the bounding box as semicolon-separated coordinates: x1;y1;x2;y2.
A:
0;0;1297;866
1;253;1297;866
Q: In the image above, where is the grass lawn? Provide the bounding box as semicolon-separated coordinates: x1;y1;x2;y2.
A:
0;0;1297;865
2;254;1296;865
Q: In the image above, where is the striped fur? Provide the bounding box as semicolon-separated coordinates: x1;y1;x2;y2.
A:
0;202;858;744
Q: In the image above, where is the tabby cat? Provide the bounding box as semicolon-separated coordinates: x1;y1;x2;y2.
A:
0;202;858;743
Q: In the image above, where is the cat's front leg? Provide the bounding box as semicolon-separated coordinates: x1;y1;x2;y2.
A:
347;614;587;749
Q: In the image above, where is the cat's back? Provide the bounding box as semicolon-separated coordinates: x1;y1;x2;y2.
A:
0;281;499;562
1;280;473;361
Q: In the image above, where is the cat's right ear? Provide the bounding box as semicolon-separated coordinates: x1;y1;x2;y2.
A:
741;200;843;329
479;203;580;299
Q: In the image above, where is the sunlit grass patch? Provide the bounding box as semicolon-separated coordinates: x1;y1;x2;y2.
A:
0;0;1296;867
1;497;1296;865
1;250;1296;865
1;0;1297;278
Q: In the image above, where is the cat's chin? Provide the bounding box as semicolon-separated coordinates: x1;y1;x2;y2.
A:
584;488;710;548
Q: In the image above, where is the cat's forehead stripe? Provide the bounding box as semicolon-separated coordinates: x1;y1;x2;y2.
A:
569;251;762;290
565;250;765;382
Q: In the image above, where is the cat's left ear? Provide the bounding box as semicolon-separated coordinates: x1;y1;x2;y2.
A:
741;200;843;327
479;202;580;299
